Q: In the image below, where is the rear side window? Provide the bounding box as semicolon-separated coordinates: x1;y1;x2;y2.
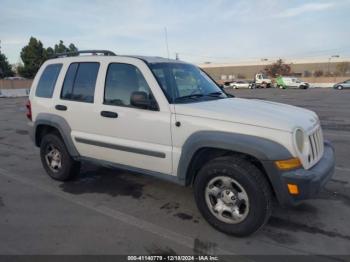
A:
35;64;62;98
61;62;100;103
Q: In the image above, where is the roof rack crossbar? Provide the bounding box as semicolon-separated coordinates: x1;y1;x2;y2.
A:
51;50;116;58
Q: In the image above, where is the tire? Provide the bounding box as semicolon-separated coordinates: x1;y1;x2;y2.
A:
337;85;343;90
40;133;80;181
194;156;272;236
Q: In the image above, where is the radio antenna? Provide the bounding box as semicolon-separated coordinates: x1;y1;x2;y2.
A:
164;27;170;59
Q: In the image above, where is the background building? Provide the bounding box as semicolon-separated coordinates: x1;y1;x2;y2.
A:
199;57;350;82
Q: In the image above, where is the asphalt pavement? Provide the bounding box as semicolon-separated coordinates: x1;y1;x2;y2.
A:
0;88;349;259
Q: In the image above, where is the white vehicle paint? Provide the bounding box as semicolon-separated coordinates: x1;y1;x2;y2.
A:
27;51;335;236
254;73;272;88
29;55;322;174
229;81;251;89
278;77;309;89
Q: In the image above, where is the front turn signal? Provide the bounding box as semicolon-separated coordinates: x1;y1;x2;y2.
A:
275;158;302;170
287;184;299;195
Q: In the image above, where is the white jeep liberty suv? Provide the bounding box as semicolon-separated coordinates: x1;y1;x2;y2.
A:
27;50;335;236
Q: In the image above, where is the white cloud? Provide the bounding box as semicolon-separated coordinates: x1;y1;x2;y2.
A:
1;0;349;64
276;2;334;18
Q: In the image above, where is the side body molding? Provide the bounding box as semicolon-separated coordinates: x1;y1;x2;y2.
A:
177;131;293;184
33;113;80;158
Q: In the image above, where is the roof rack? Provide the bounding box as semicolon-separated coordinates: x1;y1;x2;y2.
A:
51;50;116;58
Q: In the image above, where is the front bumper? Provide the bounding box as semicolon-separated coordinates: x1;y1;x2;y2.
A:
263;141;335;206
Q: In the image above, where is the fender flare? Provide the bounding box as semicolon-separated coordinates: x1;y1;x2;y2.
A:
177;131;292;184
33;113;80;158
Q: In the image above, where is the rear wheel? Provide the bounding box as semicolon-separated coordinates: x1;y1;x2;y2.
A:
40;133;80;181
194;156;272;236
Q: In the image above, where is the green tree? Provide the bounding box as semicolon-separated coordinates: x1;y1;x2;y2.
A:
68;43;78;53
264;59;292;77
336;62;350;76
18;37;46;78
0;51;14;78
53;40;78;54
18;38;79;78
45;47;55;59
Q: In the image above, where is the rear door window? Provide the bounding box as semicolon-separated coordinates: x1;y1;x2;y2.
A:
35;64;62;98
61;62;100;103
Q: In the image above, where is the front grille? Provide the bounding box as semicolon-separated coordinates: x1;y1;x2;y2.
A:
308;126;324;166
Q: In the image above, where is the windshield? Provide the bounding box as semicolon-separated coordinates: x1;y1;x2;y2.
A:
150;63;227;103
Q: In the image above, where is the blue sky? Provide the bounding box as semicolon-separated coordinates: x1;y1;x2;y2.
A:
1;0;350;64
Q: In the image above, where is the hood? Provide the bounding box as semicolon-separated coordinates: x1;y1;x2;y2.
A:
175;98;318;132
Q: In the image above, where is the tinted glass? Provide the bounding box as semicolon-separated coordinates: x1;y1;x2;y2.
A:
104;63;154;107
61;63;78;100
61;62;99;103
150;63;226;103
35;64;62;98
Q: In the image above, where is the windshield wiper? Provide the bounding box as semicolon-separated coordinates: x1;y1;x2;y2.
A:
174;94;204;102
206;91;224;97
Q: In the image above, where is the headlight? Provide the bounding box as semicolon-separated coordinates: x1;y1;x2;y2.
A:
295;128;305;153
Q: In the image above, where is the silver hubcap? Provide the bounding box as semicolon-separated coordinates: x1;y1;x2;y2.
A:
45;145;62;172
205;176;249;224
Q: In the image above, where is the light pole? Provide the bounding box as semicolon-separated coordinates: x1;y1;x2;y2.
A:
328;55;340;75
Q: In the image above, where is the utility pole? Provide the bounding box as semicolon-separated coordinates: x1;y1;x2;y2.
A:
328;55;340;74
164;27;170;59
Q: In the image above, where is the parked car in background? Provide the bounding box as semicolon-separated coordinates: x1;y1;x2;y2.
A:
226;80;251;89
276;76;309;89
4;76;27;80
333;79;350;90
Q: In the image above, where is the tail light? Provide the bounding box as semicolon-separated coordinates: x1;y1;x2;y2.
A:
25;100;32;121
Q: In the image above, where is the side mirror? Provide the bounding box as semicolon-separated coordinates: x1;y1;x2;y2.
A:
130;91;158;110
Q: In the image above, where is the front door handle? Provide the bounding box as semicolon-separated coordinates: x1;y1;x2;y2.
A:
101;111;118;118
55;105;67;111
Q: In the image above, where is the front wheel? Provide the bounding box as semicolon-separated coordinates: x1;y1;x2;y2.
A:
337;85;343;90
194;156;272;236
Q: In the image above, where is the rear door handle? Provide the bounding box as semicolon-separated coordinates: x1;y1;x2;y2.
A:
55;105;67;111
101;111;118;118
